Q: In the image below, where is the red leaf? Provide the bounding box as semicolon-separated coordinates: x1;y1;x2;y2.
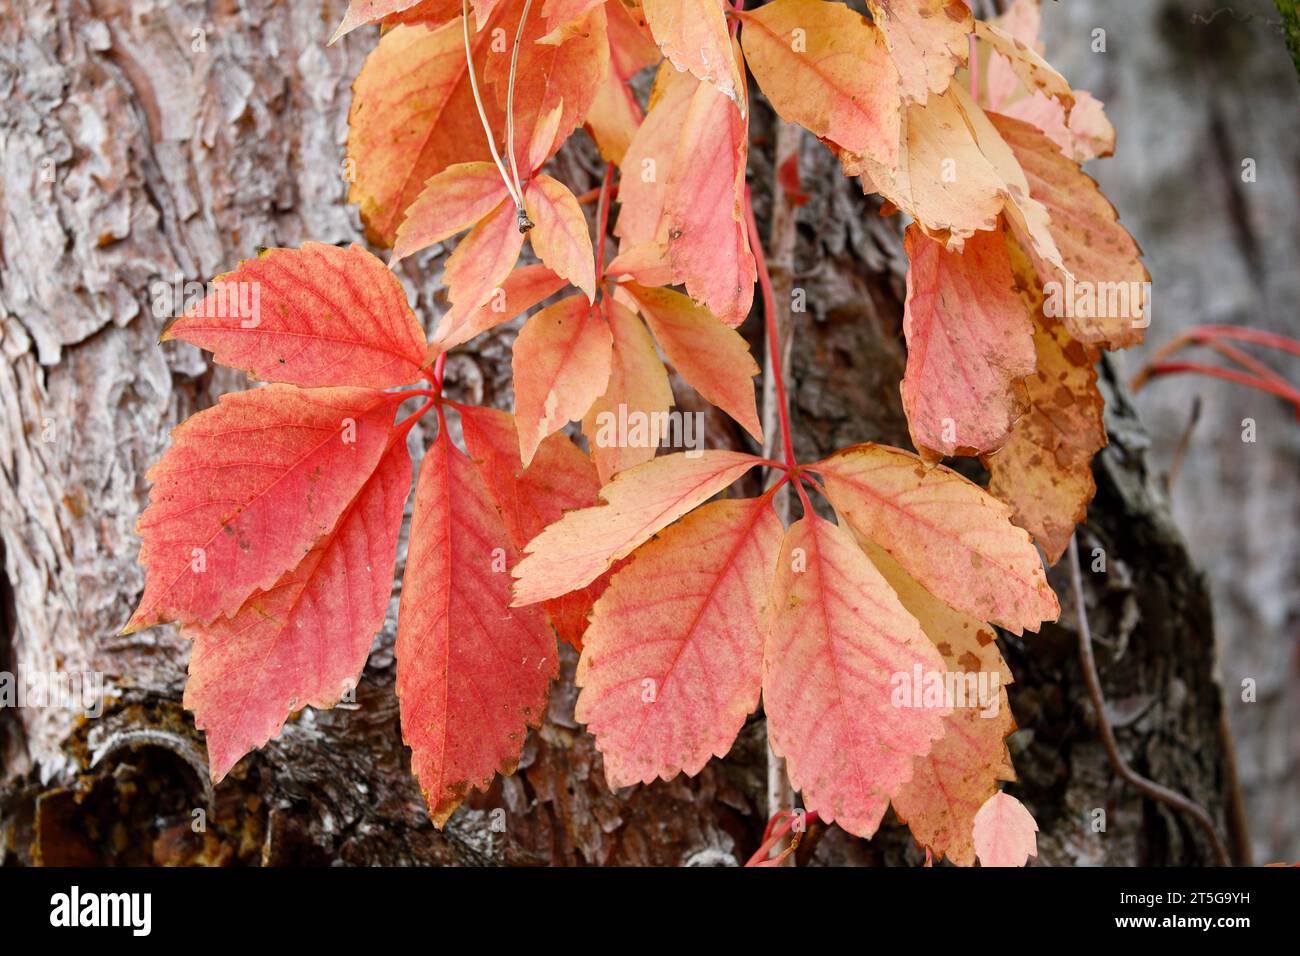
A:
396;423;557;826
184;421;414;781
127;386;403;633
577;496;782;786
163;243;428;388
430;264;567;354
763;513;950;838
457;403;608;647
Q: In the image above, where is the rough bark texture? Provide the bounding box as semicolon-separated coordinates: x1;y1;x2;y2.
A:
0;0;1279;866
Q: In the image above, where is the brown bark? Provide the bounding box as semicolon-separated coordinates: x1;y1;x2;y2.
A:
0;0;1239;866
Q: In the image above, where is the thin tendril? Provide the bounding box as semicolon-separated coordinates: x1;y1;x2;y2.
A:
462;0;521;208
505;0;535;204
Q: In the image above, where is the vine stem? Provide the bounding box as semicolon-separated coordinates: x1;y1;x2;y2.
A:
594;162;615;279
504;0;535;201
744;186;797;474
1066;534;1232;866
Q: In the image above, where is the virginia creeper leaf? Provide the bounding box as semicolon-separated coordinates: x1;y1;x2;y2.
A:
577;496;781;786
396;424;557;827
524;174;598;302
763;513;950;838
512;449;762;605
810;443;1059;634
990;112;1149;349
457;402;609;648
868;542;1017;867
739;0;900;165
972;791;1039;867
582;298;674;482
391;162;513;266
126;386;403;632
901;224;1035;460
641;0;744;107
866;0;971;104
162;243;428;389
512;293;614;466
443;199;527;317
184;420;414;781
625;283;763;442
430;264;566;353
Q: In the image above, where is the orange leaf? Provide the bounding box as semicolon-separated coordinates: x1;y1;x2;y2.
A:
511;293;612;466
739;0;900;165
866;0;971;104
512;449;762;604
126;386;403;632
346;17;501;246
990;111;1149;349
582;299;673;482
810;443;1059;634
443;199;527;316
391;162;513;265
972;791;1039;867
183;422;414;781
642;0;743;107
870;542;1017;867
625;283;762;442
901;224;1035;460
396;424;557;827
985;243;1106;564
763;513;949;838
974;20;1073;114
584;0;662;163
329;0;459;44
524;174;598;302
577;496;782;787
457;403;607;647
162;243;428;388
430;263;566;352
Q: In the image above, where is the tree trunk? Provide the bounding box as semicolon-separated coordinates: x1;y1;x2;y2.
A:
0;0;1242;866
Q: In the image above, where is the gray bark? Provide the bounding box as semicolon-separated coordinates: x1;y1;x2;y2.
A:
0;0;1274;865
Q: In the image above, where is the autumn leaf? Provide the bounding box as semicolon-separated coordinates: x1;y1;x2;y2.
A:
512;449;763;605
869;542;1017;867
972;791;1039;867
585;0;662;163
642;0;744;106
610;62;755;327
442;199;528;317
624;283;762;442
126;386;404;633
739;0;900;166
974;20;1073;114
990;111;1149;349
524;174;598;302
576;496;782;786
457;402;610;648
390;161;514;266
396;423;557;827
901;224;1036;460
985;240;1106;564
512;293;614;466
582;298;673;482
809;443;1059;634
346;17;500;246
183;420;414;781
330;0;463;44
162;243;428;389
429;263;566;353
763;512;950;839
866;0;971;104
